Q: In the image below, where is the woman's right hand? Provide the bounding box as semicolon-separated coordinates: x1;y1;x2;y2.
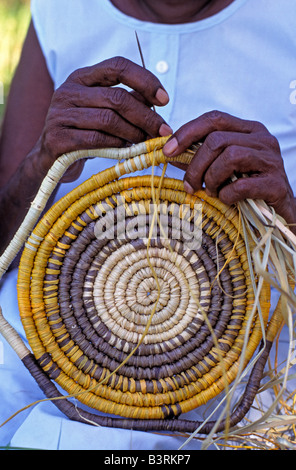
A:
37;56;172;181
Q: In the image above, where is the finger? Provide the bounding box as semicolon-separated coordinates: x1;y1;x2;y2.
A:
170;161;188;172
63;86;172;139
68;128;127;151
163;110;263;158
62;107;147;143
218;175;276;206
129;89;151;106
47;128;126;160
184;131;263;192
68;56;170;107
61;160;85;183
219;175;296;225
203;146;266;197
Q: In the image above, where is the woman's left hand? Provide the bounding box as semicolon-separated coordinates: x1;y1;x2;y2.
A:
163;110;296;226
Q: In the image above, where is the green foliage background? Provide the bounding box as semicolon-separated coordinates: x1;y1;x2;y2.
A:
0;0;31;120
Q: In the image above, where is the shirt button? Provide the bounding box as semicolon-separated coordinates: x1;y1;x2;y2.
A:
156;60;169;74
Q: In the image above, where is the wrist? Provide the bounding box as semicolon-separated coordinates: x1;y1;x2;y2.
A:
275;192;296;234
26;137;52;180
285;197;296;234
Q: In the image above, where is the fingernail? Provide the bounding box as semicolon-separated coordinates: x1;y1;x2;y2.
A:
155;88;170;105
183;180;195;195
163;137;178;156
159;123;173;137
205;188;216;198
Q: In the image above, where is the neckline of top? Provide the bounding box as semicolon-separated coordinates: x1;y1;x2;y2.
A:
102;0;249;34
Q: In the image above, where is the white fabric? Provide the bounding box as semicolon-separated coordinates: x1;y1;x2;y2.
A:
1;0;296;450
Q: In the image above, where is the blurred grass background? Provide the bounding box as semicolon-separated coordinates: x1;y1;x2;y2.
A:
0;0;31;121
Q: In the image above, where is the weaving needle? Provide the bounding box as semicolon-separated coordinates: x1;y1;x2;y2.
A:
135;31;156;112
135;30;147;69
135;30;170;179
135;31;202;153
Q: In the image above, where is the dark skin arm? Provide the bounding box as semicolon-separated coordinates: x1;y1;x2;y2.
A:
163;111;296;234
0;21;54;254
0;22;172;255
0;21;54;187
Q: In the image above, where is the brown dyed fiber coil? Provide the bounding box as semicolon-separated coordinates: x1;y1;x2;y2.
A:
17;137;271;430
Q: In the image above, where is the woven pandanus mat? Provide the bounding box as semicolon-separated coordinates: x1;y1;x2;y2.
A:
12;136;275;433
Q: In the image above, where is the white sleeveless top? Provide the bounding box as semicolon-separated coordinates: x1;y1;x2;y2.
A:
31;0;296;193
